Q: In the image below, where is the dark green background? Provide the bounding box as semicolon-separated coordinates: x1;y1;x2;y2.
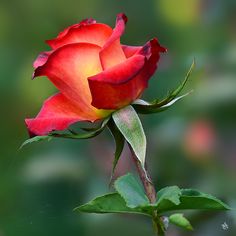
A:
1;0;236;235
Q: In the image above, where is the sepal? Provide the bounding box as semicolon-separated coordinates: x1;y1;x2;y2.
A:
133;59;195;114
20;117;110;148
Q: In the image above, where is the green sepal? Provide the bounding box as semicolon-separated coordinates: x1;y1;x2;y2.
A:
169;213;193;231
21;117;110;148
107;119;125;183
112;105;146;168
19;135;52;149
132;59;195;114
50;117;110;139
114;173;149;208
75;192;150;216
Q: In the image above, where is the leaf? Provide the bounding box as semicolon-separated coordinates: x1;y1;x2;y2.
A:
169;213;193;231
180;189;230;210
133;59;195;114
75;192;150;216
112;105;146;167
114;173;149;208
20;135;52;149
156;188;230;213
50;117;110;139
107;119;125;183
156;186;182;207
75;185;230;218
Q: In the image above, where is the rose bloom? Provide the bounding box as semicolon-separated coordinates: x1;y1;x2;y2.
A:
25;13;166;136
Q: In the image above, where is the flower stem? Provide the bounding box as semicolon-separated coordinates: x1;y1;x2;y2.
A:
129;145;165;235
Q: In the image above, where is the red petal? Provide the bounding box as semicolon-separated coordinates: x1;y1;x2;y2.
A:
122;45;142;58
99;13;127;69
88;38;166;110
33;51;51;69
56;18;96;39
25;93;102;136
33;43;104;115
46;22;112;49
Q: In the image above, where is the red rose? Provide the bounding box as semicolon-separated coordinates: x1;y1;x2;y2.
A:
25;13;166;136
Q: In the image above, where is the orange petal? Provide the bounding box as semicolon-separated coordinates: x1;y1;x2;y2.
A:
33;43;105;116
25;93;102;136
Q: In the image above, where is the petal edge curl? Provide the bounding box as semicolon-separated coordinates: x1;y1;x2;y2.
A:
99;13;127;70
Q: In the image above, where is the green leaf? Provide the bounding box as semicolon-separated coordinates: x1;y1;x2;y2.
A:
114;173;149;208
112;105;146;167
75;185;230;218
107;119;125;183
156;188;230;213
156;186;182;208
20;135;52;149
50;117;110;139
75;192;150;216
169;213;193;231
133;59;195;114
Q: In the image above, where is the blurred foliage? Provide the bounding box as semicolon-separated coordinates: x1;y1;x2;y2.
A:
0;0;235;235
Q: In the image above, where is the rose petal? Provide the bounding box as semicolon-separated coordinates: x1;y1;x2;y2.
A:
122;45;142;58
25;93;102;136
46;22;113;49
88;38;166;110
33;51;51;69
88;54;145;109
99;13;127;69
136;38;167;80
33;43;104;115
56;18;96;40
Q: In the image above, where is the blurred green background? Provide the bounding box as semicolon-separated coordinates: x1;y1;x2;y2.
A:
0;0;236;235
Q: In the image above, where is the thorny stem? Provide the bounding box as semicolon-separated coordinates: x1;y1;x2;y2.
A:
129;146;165;236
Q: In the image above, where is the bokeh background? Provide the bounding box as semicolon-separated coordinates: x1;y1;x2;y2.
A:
1;0;236;235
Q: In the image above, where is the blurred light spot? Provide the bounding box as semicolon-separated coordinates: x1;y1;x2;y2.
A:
189;77;236;109
183;120;216;159
22;153;87;183
157;0;200;27
151;117;186;147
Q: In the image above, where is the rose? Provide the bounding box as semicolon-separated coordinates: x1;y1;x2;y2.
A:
25;13;166;136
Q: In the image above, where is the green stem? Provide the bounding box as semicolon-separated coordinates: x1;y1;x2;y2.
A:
129;146;165;235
